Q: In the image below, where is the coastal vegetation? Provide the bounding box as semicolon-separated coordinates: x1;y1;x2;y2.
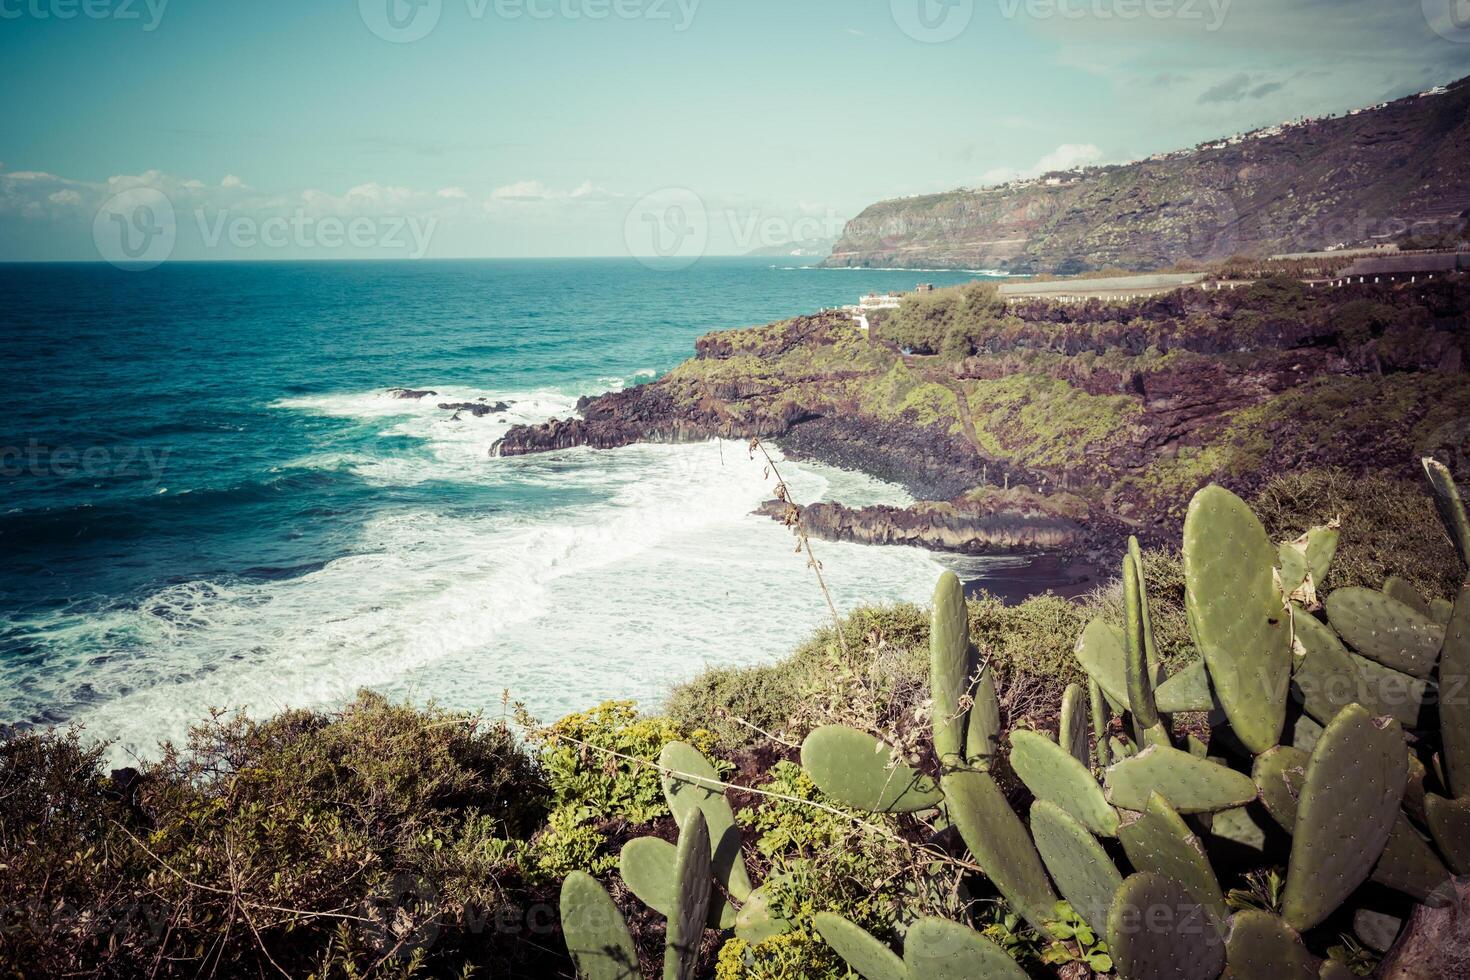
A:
3;465;1465;978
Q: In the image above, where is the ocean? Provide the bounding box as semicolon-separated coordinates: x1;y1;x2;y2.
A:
1;257;993;762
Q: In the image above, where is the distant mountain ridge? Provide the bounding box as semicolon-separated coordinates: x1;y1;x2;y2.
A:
822;76;1470;274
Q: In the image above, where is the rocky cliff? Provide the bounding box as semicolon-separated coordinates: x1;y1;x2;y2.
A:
495;276;1470;557
822;77;1470;273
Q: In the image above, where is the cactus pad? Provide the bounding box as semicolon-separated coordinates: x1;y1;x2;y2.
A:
1030;800;1123;937
800;725;942;813
812;913;905;980
1124;550;1169;747
1118;791;1228;923
1292;609;1425;727
1383;575;1430;617
1352;909;1403;953
1431;596;1454;626
1088;679;1112;768
1282;704;1407;932
1076;617;1130;711
733;884;790;945
1010;729;1118;836
659;741;753;900
664;809;712;980
943;769;1059;936
1105;744;1257;814
931;570;975;767
1324;587;1444;677
1426;792;1470;875
1059;683;1090;767
1223;911;1319;980
620;837;734;929
1423;457;1470;569
560;871;639;980
1182;484;1291;754
965;664;1002;769
903;916;1029;980
1155;659;1217;713
1439;593;1470;798
1107;872;1224;980
1253;745;1310;827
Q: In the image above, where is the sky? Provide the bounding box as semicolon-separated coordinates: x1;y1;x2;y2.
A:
2;0;1468;261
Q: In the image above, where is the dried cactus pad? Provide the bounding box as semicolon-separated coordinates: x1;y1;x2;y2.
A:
1183;485;1291;754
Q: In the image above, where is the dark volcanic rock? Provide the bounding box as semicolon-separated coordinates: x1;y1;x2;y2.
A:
388;388;438;400
757;500;1082;554
439;401;510;417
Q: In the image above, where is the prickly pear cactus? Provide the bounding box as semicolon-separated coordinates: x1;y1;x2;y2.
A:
1182;485;1291;754
1291;608;1427;727
943;769;1059;936
1059;682;1089;767
965;663;1002;769
931;571;975;769
1009;729;1118;836
659;741;754;900
1104;744;1257;814
1124;549;1170;748
1423;457;1470;568
1222;910;1320;980
1030;799;1123;937
1076;617;1130;711
800;725;942;813
1107;872;1224;980
1282;704;1407;932
1088;678;1112;768
1117;791;1227;923
664;809;712;980
560;871;639;980
811;913;905;980
620;836;735;929
1440;594;1470;798
1324;587;1444;677
903;915;1030;980
1155;659;1216;714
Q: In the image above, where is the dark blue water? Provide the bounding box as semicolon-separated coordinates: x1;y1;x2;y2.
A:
1;258;984;758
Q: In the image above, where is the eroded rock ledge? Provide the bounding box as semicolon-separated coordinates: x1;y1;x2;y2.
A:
755;500;1083;555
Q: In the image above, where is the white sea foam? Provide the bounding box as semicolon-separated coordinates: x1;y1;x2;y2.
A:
19;390;940;763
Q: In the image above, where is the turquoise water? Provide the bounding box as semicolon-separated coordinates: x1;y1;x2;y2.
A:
1;258;987;760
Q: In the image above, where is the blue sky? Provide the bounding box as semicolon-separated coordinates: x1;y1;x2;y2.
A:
2;0;1467;260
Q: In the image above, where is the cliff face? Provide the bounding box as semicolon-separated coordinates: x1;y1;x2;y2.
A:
823;77;1470;273
494;276;1470;556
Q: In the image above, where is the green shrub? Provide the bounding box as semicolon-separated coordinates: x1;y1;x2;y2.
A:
0;692;556;979
1251;468;1462;600
524;700;721;879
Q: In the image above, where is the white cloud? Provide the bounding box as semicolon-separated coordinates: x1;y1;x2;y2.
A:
491;180;552;202
221;174;248;190
48;189;82;206
979;143;1106;186
437;186;469;199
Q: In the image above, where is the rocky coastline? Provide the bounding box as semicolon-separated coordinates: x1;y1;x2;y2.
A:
493;275;1470;563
